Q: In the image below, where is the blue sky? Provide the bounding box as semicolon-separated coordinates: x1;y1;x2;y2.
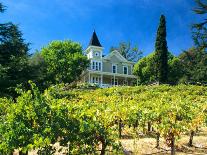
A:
1;0;203;56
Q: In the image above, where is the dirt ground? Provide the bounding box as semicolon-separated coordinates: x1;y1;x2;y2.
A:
13;127;207;155
121;127;207;155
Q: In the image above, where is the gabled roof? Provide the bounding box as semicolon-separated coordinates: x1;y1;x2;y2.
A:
88;31;102;47
104;50;135;64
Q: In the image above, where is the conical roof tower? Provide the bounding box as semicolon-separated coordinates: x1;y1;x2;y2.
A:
88;30;102;47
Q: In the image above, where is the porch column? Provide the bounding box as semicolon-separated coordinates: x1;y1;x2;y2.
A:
89;73;90;83
101;74;103;87
114;75;115;86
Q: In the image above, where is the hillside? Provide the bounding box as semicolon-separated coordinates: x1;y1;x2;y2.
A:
0;84;207;155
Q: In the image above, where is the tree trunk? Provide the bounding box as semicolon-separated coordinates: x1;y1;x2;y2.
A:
133;120;138;129
156;132;160;148
100;137;107;155
19;150;28;155
148;122;151;132
170;133;175;155
142;122;146;134
118;119;122;138
188;130;194;147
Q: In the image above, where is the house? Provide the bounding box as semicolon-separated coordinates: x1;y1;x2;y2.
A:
81;31;137;87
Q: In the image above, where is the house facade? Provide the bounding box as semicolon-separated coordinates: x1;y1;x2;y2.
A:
81;31;137;87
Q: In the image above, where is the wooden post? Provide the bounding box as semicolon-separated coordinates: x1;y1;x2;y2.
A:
101;74;103;87
88;73;90;83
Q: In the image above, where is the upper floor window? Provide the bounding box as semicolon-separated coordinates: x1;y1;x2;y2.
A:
91;60;101;71
95;51;100;57
112;64;117;73
92;61;95;70
123;66;128;75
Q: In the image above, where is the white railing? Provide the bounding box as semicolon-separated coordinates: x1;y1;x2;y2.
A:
100;84;111;88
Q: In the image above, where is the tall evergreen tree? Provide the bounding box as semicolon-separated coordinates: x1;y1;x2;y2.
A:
154;15;168;83
0;3;5;13
0;3;30;97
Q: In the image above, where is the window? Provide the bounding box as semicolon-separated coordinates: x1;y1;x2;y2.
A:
112;64;117;73
95;62;98;70
92;77;95;83
112;78;118;86
91;61;102;71
95;51;100;57
92;61;95;70
123;66;128;75
99;62;101;71
91;76;101;84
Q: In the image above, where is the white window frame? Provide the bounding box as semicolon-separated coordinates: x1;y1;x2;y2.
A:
91;75;101;84
112;64;117;73
95;51;100;57
95;62;98;70
91;60;102;71
92;61;95;70
123;66;128;75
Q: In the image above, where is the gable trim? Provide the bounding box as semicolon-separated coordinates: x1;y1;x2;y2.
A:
103;50;135;64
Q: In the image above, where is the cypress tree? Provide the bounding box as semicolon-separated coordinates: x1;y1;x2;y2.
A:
155;15;168;83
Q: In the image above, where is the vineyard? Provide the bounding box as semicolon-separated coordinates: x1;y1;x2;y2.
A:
0;82;206;155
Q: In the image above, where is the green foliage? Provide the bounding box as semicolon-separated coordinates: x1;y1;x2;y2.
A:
0;3;5;13
0;20;30;97
40;40;89;84
154;15;168;83
29;52;48;90
0;84;206;154
133;53;156;84
192;0;207;49
168;56;184;84
133;52;182;84
179;47;207;84
110;42;143;62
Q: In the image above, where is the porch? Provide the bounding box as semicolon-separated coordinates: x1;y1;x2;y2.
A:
83;72;137;88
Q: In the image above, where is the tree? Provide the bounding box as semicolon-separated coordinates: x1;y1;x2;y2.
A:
133;53;156;84
0;3;5;13
28;52;48;90
168;57;184;84
0;4;30;97
40;40;89;84
179;47;207;84
133;52;182;85
192;0;207;49
110;42;142;62
154;15;168;83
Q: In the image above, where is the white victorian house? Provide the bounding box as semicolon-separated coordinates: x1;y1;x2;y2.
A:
81;31;137;87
